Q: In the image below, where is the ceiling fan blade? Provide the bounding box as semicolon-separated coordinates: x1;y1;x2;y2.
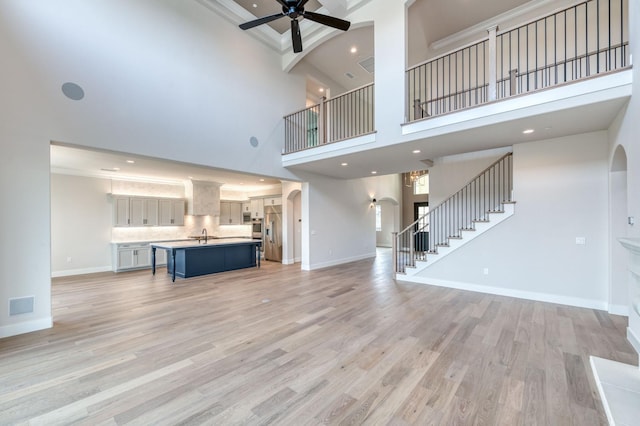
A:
239;13;285;30
302;11;351;31
291;19;303;53
275;0;289;8
296;0;311;7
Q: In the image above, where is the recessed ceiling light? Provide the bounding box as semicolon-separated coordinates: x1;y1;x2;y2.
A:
113;167;120;171
412;149;421;154
252;3;257;8
319;88;324;93
371;171;377;174
126;160;135;164
523;129;535;134
259;178;265;182
350;46;358;54
341;162;348;166
188;176;193;179
240;182;244;185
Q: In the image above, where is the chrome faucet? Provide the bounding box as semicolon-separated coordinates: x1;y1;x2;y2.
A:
202;228;208;243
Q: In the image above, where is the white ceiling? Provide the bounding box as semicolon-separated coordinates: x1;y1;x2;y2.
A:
51;143;282;192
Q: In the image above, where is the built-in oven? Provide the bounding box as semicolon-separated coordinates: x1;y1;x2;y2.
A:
251;219;263;239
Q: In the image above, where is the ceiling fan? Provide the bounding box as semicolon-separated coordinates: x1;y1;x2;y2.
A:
239;0;351;53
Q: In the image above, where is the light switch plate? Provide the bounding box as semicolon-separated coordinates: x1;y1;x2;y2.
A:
576;237;586;245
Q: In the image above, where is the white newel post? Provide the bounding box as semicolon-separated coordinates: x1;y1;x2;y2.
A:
487;25;498;102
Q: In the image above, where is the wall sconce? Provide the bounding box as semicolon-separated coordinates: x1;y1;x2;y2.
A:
370;198;377;208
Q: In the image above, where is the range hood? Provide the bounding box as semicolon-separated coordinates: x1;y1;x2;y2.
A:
185;180;221;216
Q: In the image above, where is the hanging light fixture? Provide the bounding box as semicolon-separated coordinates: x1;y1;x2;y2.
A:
404;170;428;187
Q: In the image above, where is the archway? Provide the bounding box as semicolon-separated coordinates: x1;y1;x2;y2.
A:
282;186;302;265
609;144;628;314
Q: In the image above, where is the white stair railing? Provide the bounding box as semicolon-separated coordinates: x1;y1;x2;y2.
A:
393;153;513;274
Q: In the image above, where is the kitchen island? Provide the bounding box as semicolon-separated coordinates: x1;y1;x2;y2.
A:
151;238;261;282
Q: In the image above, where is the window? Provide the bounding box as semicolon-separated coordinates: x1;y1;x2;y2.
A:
375;204;382;231
414;174;429;195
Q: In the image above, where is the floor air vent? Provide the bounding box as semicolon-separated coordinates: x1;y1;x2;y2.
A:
9;296;34;316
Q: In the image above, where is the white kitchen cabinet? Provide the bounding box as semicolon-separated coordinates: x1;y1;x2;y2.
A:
130;198;159;226
220;201;243;225
242;202;250;213
229;202;242;224
159;199;185;226
113;196;130;227
112;243;152;272
250;198;264;219
264;196;282;206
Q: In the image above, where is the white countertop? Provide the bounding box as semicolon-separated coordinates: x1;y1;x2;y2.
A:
151;238;260;249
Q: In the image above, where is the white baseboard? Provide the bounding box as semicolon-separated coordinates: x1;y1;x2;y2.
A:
0;317;52;338
307;252;376;271
51;266;112;278
397;276;608;311
608;304;629;316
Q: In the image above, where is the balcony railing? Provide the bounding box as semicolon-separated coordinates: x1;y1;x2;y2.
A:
408;0;630;122
284;83;374;155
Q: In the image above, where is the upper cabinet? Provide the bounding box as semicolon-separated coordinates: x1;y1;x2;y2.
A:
250;198;264;219
264;196;282;206
113;196;130;226
112;195;184;227
159;198;185;226
220;201;243;225
130;198;159;226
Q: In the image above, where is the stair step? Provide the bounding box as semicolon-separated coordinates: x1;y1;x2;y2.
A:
473;219;490;223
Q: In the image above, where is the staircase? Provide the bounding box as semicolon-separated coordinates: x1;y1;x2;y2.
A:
393;153;515;277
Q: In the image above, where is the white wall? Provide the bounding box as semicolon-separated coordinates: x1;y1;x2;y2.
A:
51;174;113;276
0;12;53;337
607;0;640;344
418;132;610;309
428;147;512;207
0;0;306;336
0;0;304;181
303;173;401;270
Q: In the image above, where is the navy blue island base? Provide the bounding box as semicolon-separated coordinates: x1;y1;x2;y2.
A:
151;238;261;282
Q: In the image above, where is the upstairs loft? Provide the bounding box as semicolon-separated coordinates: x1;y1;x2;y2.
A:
282;0;632;178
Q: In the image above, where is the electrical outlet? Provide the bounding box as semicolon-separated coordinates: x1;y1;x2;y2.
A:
483;268;489;275
66;256;72;263
328;249;333;255
576;237;586;245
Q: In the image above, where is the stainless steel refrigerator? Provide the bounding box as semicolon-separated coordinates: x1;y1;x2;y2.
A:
264;205;282;262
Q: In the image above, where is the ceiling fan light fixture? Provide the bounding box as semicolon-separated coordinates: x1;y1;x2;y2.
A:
239;0;351;53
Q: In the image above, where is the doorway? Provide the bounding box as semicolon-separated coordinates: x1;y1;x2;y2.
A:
609;145;628;314
414;202;429;223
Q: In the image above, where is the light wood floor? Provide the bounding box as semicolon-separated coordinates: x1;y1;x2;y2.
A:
1;249;637;425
